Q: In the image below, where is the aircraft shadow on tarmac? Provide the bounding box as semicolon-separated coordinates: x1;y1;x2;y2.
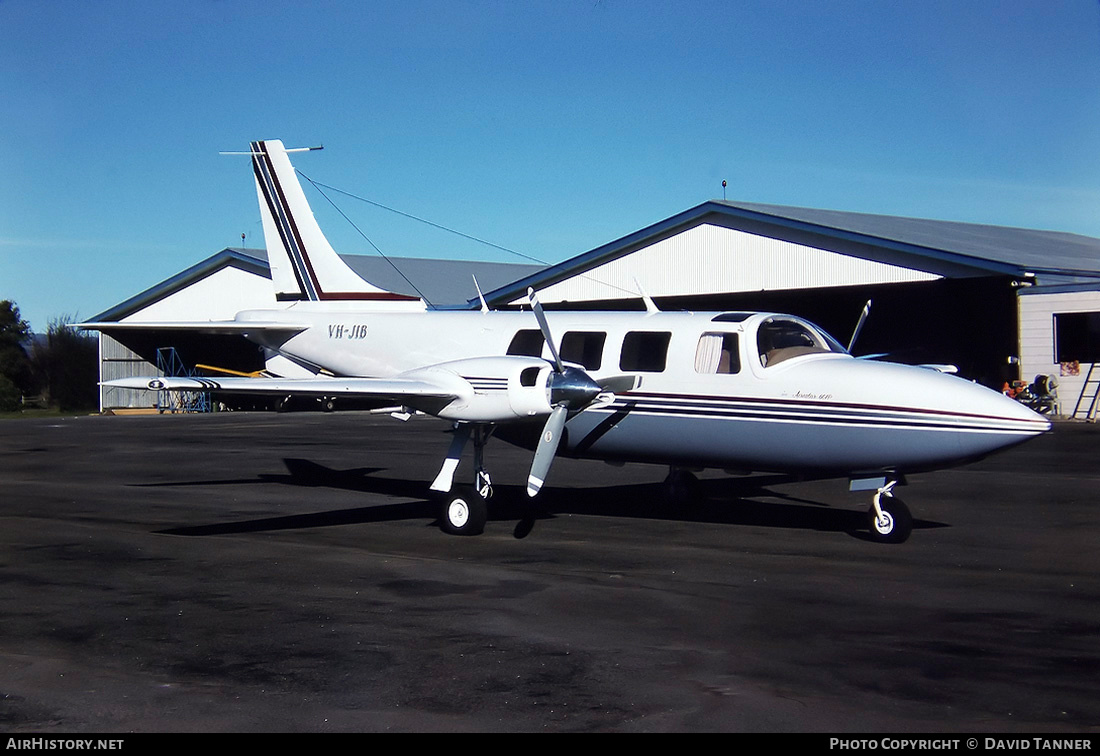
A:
143;458;947;541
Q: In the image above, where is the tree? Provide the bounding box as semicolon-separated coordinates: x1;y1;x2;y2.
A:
33;317;98;412
0;374;19;412
0;300;35;409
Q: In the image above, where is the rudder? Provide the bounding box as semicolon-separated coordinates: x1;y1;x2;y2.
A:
250;139;423;306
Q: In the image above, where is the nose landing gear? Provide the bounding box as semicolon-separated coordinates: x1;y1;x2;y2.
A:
866;481;912;544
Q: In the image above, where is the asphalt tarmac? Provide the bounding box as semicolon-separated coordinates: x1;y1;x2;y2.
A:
1;411;1098;733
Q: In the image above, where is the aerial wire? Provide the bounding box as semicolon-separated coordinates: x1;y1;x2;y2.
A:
299;173;433;305
298;170;550;266
296;169;660;305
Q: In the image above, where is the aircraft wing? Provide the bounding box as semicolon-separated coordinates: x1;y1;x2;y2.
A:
102;375;459;415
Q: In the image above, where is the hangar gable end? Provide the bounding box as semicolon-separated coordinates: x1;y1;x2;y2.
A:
524;223;941;305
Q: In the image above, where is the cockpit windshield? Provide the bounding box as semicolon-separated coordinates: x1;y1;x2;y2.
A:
756;318;846;367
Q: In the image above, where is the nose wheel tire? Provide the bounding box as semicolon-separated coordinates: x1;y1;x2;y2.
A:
440;485;488;536
867;495;912;544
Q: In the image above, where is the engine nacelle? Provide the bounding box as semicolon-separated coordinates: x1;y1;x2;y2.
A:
399;356;555;422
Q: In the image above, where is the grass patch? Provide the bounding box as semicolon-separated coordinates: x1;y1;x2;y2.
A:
0;407;98;420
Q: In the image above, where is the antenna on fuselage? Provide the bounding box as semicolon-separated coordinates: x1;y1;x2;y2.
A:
633;277;659;314
473;275;489;313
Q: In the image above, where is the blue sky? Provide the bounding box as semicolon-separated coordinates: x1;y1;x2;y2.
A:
3;0;1100;331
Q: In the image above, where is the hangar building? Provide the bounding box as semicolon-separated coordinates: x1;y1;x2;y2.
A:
91;201;1100;417
484;201;1100;416
92;249;540;411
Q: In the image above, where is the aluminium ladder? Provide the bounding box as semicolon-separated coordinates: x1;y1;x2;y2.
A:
1072;363;1100;422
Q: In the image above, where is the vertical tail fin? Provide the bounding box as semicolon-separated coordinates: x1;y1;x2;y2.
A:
250;139;423;306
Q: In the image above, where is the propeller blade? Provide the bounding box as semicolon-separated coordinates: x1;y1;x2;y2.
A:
847;299;872;353
527;405;568;497
528;287;563;373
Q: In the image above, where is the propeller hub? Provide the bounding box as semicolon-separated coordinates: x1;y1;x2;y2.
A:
549;367;602;410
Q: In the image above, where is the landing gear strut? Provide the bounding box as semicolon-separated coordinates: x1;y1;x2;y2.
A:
432;423;495;535
866;481;912;544
471;425;494;500
663;467;701;506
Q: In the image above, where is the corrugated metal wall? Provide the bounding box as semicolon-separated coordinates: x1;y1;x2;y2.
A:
99;335;157;410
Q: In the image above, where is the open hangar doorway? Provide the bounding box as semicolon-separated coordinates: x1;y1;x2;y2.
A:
572;275;1022;390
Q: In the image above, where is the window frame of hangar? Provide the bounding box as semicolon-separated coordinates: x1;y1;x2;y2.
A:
695;332;741;374
620;331;672;373
1053;312;1100;363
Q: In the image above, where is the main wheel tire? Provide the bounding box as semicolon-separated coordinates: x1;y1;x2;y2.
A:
867;496;912;544
440;485;488;536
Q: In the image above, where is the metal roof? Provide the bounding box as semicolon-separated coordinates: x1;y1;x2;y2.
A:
90;248;542;322
483;201;1100;306
729;202;1100;277
341;255;542;306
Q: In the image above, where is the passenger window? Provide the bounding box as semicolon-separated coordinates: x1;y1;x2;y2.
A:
561;331;606;370
695;333;740;374
507;329;544;357
620;331;671;372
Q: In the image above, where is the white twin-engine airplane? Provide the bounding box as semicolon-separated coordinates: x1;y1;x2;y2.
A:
94;140;1051;542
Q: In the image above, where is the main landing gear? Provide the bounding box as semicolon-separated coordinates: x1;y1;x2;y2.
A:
432;424;495;536
440;484;489;536
662;468;702;507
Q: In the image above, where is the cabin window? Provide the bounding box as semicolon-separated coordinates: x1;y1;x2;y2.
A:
561;331;606;370
507;329;544;357
620;331;671;372
756;318;839;367
695;333;740;374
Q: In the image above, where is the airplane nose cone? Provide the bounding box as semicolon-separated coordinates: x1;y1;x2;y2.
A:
958;376;1052;432
782;358;1051;472
902;368;1052;464
998;390;1053;428
881;365;1052;466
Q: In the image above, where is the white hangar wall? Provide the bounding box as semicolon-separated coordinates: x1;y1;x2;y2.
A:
119;265;277;323
100;263;283;411
1019;287;1100;418
526;223;941;305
